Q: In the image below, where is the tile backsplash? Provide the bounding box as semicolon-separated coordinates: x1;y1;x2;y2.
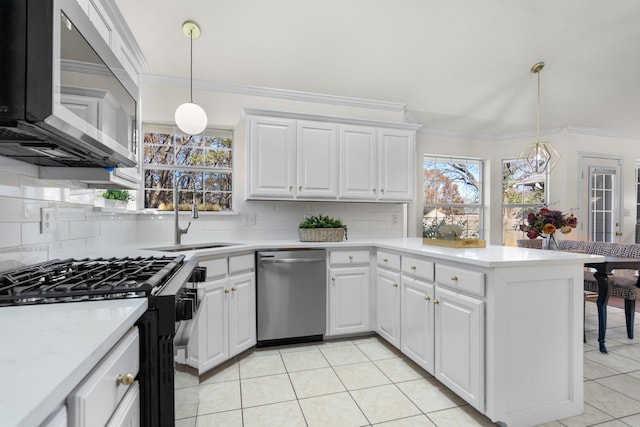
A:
0;157;405;271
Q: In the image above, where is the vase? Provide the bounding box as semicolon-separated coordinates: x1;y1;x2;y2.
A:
542;234;558;250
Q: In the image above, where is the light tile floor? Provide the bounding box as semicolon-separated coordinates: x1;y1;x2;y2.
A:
175;302;640;427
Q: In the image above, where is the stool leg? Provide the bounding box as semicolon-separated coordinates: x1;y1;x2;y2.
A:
624;299;635;339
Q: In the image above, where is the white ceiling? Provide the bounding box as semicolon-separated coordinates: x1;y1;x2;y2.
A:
116;0;640;138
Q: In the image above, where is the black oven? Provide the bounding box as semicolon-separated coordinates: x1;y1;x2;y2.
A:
0;255;205;427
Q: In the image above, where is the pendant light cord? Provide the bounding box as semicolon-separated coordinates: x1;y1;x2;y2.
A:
536;67;541;144
189;28;194;103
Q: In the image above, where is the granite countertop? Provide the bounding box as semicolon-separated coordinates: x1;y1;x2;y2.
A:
0;299;148;427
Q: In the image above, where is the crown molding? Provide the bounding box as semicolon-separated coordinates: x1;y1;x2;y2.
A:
567;126;640;140
142;74;406;112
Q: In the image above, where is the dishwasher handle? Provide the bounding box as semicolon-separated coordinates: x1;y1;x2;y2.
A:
259;257;324;264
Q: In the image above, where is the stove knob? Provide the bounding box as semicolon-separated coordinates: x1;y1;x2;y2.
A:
191;266;207;283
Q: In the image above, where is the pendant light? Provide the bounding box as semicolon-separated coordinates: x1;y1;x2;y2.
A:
174;21;208;135
519;61;559;173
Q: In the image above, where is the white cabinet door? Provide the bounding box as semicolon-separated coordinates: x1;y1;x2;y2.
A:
248;116;296;198
435;286;484;411
376;268;401;348
297;121;338;198
401;276;435;374
106;381;140;427
328;266;371;335
339;125;378;200
378;128;415;201
228;272;257;357
189;278;228;374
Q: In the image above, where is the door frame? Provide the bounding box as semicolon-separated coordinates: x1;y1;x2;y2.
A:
577;152;624;242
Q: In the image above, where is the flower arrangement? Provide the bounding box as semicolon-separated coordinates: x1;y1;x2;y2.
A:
519;207;577;239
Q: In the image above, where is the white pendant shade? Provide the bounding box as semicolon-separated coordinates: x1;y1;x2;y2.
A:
174;102;208;135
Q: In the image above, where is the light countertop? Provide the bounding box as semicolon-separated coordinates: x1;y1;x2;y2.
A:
0;299;148;427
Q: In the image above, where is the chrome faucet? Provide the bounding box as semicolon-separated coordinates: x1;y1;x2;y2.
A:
173;187;199;245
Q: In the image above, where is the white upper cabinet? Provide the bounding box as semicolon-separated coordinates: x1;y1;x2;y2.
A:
244;109;420;203
297;121;338;198
339;125;378;200
378;128;415;201
247;116;296;198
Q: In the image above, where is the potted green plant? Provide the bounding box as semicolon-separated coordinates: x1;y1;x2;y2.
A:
101;189;134;209
298;214;348;242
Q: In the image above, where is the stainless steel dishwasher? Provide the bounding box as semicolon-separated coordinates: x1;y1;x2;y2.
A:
257;249;326;347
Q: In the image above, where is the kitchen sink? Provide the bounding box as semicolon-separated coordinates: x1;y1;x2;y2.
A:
144;242;241;252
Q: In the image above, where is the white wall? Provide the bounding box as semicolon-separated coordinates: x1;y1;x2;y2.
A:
414;128;640;244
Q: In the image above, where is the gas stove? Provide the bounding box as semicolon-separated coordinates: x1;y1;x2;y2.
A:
0;254;205;427
0;255;186;306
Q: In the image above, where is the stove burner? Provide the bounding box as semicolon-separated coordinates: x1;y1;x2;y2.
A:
0;255;185;306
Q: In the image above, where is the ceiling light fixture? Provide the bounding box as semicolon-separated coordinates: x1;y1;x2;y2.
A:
520;61;559;173
174;21;208;135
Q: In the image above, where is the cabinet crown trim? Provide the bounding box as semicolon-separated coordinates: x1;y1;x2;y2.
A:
243;108;422;131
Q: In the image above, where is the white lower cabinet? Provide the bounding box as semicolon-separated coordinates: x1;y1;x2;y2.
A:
328;265;371;335
400;276;435;374
434;286;484;411
376;268;401;348
187;254;256;374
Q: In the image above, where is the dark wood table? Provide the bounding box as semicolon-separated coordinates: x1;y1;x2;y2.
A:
584;256;640;353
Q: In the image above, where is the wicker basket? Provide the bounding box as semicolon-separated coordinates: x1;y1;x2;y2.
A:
298;228;345;242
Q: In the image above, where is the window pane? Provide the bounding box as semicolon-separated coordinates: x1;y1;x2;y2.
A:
142;125;234;211
423;156;483;239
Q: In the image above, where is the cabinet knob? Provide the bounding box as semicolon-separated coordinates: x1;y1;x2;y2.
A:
424;295;431;301
231;287;237;292
331;277;335;282
433;299;440;304
349;255;353;260
224;289;230;294
116;373;135;386
393;282;399;287
372;188;377;193
383;258;388;263
289;186;293;191
380;189;385;193
410;265;416;270
299;186;302;191
450;275;458;281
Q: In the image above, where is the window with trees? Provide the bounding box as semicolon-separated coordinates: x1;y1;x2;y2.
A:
142;125;233;211
423;156;483;239
502;158;548;246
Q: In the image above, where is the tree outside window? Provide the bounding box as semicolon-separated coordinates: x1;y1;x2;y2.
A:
142;125;233;211
423;156;483;239
502;158;547;245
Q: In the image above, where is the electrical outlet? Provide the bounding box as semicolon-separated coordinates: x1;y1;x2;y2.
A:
242;212;256;226
40;207;54;234
391;214;399;225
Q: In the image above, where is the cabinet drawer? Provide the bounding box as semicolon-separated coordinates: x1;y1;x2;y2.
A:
435;264;485;297
200;258;227;279
229;253;255;274
67;327;140;427
401;256;434;281
377;250;401;271
329;250;369;265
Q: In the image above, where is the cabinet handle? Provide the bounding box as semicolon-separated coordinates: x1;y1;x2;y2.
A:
424;295;431;301
383;258;388;263
392;282;399;287
231;287;237;292
116;373;135;386
433;299;440;304
410;265;416;270
224;289;230;294
450;275;458;281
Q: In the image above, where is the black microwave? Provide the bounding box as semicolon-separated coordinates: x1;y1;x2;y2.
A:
0;0;138;167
